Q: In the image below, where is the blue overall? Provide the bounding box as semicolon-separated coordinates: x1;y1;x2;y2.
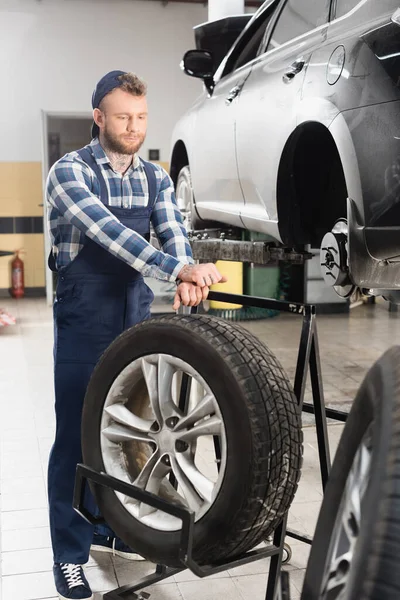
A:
48;147;156;564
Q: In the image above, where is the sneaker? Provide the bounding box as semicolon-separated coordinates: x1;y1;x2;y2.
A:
91;533;145;561
53;563;93;600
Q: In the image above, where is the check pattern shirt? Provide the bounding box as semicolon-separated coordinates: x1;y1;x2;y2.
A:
46;138;193;281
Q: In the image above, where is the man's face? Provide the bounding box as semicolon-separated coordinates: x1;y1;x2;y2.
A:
94;88;148;155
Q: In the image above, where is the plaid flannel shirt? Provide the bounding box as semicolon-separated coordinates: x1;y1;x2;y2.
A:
46;138;193;282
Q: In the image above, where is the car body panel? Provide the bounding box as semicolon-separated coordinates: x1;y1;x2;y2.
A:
171;0;400;289
187;68;247;227
344;101;400;259
326;111;364;219
236;28;329;231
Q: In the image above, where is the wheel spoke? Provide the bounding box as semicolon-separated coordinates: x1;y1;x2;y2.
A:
104;403;153;432
178;415;222;442
175;452;214;503
358;443;371;496
324;574;346;595
174;394;215;431
170;455;203;512
122;451;160;506
141;357;162;425
324;555;351;594
102;423;153;444
141;356;181;427
158;478;189;510
346;455;361;521
158;355;180;421
126;455;188;513
134;453;171;518
340;479;359;544
133;451;162;491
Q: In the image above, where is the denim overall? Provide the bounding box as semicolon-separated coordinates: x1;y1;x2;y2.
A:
48;147;156;563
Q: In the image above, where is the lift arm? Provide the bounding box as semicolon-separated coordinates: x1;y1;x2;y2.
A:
188;230;312;265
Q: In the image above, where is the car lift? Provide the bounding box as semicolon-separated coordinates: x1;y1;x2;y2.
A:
73;229;349;600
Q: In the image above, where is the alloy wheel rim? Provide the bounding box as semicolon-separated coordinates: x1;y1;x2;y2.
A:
100;353;227;531
320;427;372;599
176;171;193;232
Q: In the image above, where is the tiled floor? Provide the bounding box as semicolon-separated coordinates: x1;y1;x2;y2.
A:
0;297;398;600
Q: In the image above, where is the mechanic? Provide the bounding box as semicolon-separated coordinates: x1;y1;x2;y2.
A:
46;70;226;600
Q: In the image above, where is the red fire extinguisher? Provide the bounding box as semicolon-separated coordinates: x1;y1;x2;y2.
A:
10;250;25;299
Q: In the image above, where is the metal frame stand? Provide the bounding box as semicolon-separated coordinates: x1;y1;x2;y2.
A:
73;290;348;600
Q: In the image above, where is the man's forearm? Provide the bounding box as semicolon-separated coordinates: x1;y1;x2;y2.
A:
47;163;186;282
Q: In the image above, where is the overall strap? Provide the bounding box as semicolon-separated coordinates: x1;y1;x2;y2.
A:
141;159;158;210
77;147;109;205
49;146;108;272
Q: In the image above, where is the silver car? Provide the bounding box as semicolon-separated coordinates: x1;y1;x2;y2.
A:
170;0;400;301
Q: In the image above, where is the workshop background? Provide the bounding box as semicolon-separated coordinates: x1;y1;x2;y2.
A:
0;0;226;295
1;1;400;600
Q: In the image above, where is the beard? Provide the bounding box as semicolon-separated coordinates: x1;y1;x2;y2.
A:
103;125;145;155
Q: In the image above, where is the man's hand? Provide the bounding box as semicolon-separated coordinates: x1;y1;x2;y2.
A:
173;282;210;311
177;263;228;287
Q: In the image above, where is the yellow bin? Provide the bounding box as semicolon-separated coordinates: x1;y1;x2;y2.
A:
209;261;243;309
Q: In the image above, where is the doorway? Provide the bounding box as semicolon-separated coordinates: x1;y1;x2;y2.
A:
41;112;93;304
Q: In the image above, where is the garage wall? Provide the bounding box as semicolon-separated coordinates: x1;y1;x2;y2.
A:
0;0;207;293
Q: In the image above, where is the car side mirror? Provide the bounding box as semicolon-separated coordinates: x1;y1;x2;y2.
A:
182;50;215;82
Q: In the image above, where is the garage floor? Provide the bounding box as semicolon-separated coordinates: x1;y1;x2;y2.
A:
1;298;398;600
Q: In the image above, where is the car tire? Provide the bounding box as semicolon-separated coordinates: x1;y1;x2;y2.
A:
176;165;221;232
301;346;400;600
82;314;302;567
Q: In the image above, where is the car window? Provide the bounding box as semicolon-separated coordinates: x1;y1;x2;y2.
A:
223;3;278;76
267;0;330;51
335;0;361;19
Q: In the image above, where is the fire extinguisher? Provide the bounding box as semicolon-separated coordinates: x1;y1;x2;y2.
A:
10;250;25;299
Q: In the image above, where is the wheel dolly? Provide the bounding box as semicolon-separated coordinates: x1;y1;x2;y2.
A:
73;231;349;600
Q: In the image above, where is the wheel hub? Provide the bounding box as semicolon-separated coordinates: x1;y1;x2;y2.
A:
324;248;336;271
151;426;181;455
320;220;355;298
155;429;176;454
320;231;348;286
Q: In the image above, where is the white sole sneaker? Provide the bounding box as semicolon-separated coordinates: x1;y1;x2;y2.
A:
90;544;145;561
58;593;93;600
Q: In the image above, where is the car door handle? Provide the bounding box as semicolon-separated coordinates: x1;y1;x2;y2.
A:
225;85;242;105
283;59;305;83
392;7;400;25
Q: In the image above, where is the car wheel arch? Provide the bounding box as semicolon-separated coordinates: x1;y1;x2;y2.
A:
277;120;352;248
170;140;190;187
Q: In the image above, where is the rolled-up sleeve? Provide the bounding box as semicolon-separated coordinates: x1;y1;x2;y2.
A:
46;157;186;281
